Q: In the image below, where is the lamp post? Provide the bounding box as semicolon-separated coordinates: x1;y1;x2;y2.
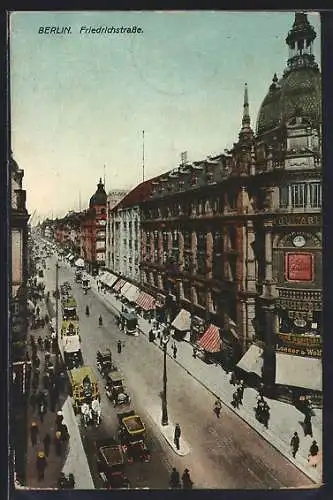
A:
55;261;60;338
161;329;170;426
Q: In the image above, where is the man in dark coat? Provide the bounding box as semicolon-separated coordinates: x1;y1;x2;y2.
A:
237;380;245;404
30;390;37;413
304;413;313;438
174;423;181;450
169;467;181;489
290;431;300;458
172;343;178;359
43;433;51;457
117;340;122;354
181;469;193;489
30;422;39;446
309;440;319;457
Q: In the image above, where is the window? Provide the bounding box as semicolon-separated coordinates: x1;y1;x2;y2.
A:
310;183;321;208
291;183;306;208
197;288;206;307
183;281;191;300
279;186;289;208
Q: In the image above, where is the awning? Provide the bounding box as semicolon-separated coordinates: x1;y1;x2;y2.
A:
120;282;132;295
75;258;85;268
113;279;126;292
172;309;191;332
123;284;140;303
275;353;322;392
197;324;221;353
237;345;263;377
136;291;155;311
100;272;118;287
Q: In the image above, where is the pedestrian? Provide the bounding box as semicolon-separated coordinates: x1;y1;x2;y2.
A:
54;431;63;456
181;468;193;489
304;413;313;438
43;372;50;390
36;306;40;317
25;351;30;362
36;451;47;481
232;390;240;409
30;421;39;446
290;432;300;458
30;390;37;413
237;380;245;404
172;343;178;359
169;467;181;489
174;423;181;450
192;346;197;358
43;433;51;457
58;371;66;392
117;340;122;354
213;399;222;418
38;399;47;423
309;440;319;457
56;410;64;429
60;423;69;442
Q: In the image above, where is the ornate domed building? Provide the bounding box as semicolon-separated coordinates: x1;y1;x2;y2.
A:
81;178;107;274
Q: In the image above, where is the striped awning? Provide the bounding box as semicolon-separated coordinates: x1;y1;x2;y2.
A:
113;279;126;292
197;324;221;353
172;309;191;332
136;291;155;311
123;284;140;303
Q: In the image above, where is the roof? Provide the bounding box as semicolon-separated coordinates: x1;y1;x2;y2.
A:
89;178;107;207
99;445;125;467
69;366;97;385
122;415;145;434
111;176;160;211
63;335;81;353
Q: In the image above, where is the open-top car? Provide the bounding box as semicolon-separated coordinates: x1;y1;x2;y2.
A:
118;309;138;336
117;411;151;463
96;349;116;376
95;438;130;489
105;371;131;406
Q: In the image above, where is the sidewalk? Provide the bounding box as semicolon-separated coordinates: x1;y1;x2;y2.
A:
88;271;322;483
25;297;67;488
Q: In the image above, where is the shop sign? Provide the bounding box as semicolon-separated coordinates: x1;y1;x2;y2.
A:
277;298;321;311
286;253;313;282
276;344;322;358
275;214;321;226
276;333;322;358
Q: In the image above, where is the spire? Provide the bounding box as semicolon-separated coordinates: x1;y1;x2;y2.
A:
242;82;250;128
239;83;253;142
285;12;318;75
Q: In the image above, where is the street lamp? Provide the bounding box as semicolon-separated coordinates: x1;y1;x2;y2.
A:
161;329;170;426
55;261;60;339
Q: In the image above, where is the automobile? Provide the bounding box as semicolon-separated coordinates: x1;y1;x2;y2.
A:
95;438;130;489
117;411;151;463
96;349;116;376
68;366;100;414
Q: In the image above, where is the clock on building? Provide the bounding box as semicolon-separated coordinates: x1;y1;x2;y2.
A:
292;234;306;247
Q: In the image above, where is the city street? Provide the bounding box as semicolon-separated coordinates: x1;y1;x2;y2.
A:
44;255;313;489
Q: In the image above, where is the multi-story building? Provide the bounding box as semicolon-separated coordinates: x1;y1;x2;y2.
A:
81;179;107;274
107;180;155;282
10;153;30;484
140;12;322;400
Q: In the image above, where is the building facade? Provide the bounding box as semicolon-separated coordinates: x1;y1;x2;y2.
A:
10;153;30;484
81;179;107;274
107;180;155;282
140;13;322;398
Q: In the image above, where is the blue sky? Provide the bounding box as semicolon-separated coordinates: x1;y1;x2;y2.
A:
10;11;321;220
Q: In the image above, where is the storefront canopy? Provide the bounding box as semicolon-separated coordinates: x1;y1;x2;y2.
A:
123;284;140;303
172;309;191;332
75;258;85;268
121;282;132;295
275;353;322;392
237;345;263;377
136;291;155;311
100;272;118;288
113;279;126;292
197;324;221;353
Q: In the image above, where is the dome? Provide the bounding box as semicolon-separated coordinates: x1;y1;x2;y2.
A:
256;68;321;135
256;13;321;136
89;178;107;207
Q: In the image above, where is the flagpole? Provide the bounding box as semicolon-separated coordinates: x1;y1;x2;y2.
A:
142;130;145;182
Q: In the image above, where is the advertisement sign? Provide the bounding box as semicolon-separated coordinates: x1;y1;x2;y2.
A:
286;253;313;282
276;333;322;358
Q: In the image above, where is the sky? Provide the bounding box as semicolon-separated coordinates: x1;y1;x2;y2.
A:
10;11;321;221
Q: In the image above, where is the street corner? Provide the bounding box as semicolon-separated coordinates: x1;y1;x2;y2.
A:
160;424;190;456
